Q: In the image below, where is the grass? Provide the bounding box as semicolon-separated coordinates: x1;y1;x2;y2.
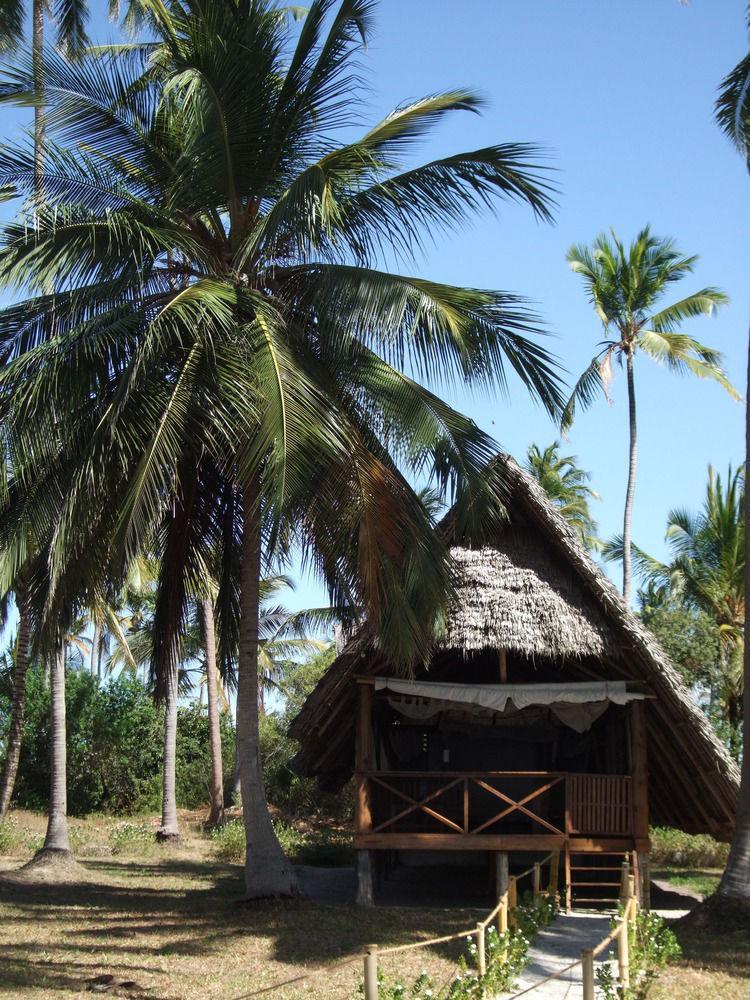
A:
0;810;477;1000
650;916;750;1000
0;813;746;999
653;867;722;898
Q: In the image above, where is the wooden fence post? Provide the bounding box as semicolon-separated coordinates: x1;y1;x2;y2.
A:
508;877;518;927
476;923;486;976
617;918;630;989
620;859;630;905
582;948;595;1000
533;862;541;901
364;944;378;1000
498;892;508;935
549;850;560;897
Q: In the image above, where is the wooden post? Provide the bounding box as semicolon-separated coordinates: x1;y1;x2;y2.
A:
355;681;375;834
495;851;509;899
619;858;630;904
357;849;374;907
630;699;651;911
549;850;560;897
498;893;508;935
498;648;508;682
582;949;595;1000
564;844;572;913
508;877;518;927
533;862;541;901
617;918;630;989
628;878;638;922
364;945;378;1000
476;923;486;976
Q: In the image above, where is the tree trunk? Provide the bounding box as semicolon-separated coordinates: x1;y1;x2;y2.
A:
717;330;750;907
237;482;297;897
43;646;70;853
202;597;225;827
157;660;180;841
622;350;638;606
90;623;100;678
0;581;32;819
32;0;44;207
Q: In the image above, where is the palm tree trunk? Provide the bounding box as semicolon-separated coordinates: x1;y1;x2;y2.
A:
717;331;750;907
90;623;100;678
32;0;44;207
202;597;225;827
237;481;297;897
157;660;180;841
622;350;638;605
43;646;70;853
0;580;32;819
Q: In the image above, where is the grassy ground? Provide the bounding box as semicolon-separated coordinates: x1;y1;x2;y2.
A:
1;811;747;999
0;810;475;1000
653;866;722;898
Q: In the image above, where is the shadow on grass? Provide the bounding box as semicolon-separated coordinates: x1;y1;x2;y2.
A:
0;856;477;986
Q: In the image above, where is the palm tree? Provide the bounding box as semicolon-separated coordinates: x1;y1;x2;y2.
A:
0;0;95;824
604;466;745;756
0;0;563;896
525;441;600;550
697;8;750;910
562;228;733;605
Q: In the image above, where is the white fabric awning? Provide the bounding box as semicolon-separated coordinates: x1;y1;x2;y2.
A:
373;678;646;733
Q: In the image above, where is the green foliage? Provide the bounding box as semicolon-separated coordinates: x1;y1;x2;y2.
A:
525;441;600;550
174;703;236;810
0;665;238;815
640;601;722;689
208;818;353;867
208;819;245;863
596;909;681;1000
0;819;13;854
650;827;729;868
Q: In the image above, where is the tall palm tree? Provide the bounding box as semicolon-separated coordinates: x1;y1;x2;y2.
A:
706;8;750;910
562;228;733;604
604;466;745;756
0;0;95;824
0;0;563;896
525;441;600;550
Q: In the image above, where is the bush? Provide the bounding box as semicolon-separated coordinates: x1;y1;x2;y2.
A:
650;827;729;868
175;703;236;810
597;909;681;999
209;819;245;862
0;819;15;855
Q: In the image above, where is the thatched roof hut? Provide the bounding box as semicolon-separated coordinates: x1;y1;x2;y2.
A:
290;454;738;840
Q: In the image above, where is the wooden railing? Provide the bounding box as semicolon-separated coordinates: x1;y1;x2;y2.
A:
357;770;632;838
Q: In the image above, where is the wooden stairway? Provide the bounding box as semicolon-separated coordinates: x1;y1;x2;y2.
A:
565;848;633;911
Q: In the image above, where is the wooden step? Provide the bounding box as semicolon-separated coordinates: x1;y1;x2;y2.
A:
571;866;623;872
571;881;621;888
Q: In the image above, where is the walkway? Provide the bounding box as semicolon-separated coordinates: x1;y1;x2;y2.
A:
499;910;614;999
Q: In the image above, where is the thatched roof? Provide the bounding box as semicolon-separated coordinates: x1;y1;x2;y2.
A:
290;454;739;839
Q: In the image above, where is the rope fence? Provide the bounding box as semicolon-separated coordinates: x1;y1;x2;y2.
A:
232;853;637;1000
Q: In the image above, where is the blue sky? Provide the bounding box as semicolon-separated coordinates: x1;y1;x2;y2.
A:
2;0;748;617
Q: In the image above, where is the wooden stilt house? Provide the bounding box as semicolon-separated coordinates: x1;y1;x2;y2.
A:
290;455;739;908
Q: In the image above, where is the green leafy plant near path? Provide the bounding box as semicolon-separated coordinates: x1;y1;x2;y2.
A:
596;909;681;1000
358;893;560;999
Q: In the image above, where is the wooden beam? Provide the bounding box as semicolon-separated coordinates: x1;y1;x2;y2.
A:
355;681;375;834
630;700;649;839
356;849;374;906
498;649;508;683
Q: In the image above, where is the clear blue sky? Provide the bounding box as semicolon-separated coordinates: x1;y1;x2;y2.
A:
2;0;748;615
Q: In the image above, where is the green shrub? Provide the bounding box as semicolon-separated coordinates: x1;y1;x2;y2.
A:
209;819;245;862
650;826;729;867
0;819;16;855
175;703;236;809
596;909;681;999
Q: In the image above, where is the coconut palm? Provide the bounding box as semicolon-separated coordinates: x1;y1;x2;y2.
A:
701;11;750;909
562;228;733;605
0;0;100;825
0;0;563;895
604;466;745;756
525;442;600;550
